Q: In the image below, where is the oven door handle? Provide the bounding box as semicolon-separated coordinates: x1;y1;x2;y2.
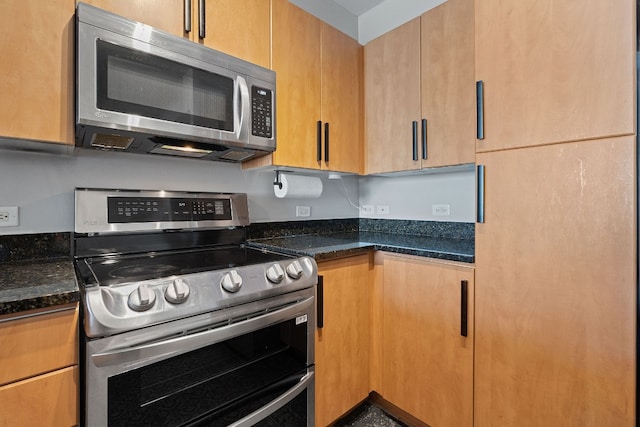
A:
91;296;314;367
228;370;314;427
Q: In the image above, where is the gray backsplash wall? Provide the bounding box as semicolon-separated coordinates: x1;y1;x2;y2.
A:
358;168;476;222
0;147;474;235
0;148;359;235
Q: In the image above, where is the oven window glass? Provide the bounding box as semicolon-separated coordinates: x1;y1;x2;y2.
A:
107;316;309;426
96;40;234;131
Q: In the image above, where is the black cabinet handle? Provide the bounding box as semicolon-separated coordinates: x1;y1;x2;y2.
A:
324;122;329;162
316;121;322;162
476;80;484;140
412;121;418;161
317;276;324;329
421;118;427;160
460;280;468;337
184;0;192;33
198;0;205;38
476;164;485;223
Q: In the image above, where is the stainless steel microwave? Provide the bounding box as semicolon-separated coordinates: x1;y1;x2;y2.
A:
76;3;275;162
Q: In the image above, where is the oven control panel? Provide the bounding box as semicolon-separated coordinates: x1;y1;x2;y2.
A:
75;189;250;233
108;197;231;223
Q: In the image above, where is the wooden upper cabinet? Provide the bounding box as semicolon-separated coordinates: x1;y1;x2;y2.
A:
365;0;475;174
475;0;635;151
0;0;75;145
421;0;475;167
320;23;364;174
80;0;186;36
270;0;322;170
474;136;636;426
365;18;421;174
84;0;270;66
248;0;363;173
199;0;270;68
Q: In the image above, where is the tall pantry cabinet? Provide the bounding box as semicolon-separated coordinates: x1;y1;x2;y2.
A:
474;0;636;426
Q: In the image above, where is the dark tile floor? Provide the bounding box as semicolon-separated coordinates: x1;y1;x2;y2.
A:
332;401;409;427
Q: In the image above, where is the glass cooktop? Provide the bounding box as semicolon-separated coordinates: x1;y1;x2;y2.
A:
76;246;292;287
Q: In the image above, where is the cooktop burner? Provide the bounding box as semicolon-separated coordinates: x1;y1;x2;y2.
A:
79;246;292;287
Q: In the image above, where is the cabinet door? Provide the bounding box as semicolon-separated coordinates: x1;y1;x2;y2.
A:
365;18;421;174
475;0;635;151
81;0;186;35
320;23;364;174
421;0;475;168
0;0;74;145
0;307;78;386
316;255;371;426
475;137;636;426
200;0;270;68
271;0;322;170
0;366;78;426
381;255;474;427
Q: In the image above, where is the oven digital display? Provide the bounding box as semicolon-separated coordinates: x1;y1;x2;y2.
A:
107;197;232;223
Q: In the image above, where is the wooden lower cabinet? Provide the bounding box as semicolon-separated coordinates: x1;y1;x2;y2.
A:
315;254;372;426
0;306;79;426
0;366;78;427
475;136;636;426
380;254;474;427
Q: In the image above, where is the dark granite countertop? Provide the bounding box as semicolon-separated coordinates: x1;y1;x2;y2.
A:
0;233;79;316
247;219;475;264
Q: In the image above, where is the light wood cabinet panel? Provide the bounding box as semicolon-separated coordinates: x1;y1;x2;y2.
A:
0;0;75;145
365;0;475;174
320;23;364;174
85;0;270;67
474;136;636;426
270;0;322;170
245;0;363;173
475;0;635;151
364;18;421;174
381;254;474;427
0;366;78;427
421;0;475;167
199;0;270;68
0;307;78;386
80;0;186;35
316;255;371;426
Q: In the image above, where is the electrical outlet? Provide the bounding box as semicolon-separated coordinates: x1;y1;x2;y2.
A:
361;205;374;215
0;206;19;227
432;204;451;216
296;206;311;217
376;205;390;215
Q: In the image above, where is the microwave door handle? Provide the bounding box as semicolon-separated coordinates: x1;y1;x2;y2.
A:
236;76;250;140
184;0;191;33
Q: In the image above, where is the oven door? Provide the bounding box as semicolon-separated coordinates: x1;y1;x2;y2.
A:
83;287;315;427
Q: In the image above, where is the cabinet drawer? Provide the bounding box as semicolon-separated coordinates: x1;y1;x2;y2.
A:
0;307;78;386
0;366;78;426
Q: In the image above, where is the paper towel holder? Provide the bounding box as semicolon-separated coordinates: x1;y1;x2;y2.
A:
273;171;283;189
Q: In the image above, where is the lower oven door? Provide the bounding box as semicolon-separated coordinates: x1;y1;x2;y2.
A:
83;287;315;427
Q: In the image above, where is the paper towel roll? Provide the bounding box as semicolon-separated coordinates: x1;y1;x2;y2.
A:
274;173;323;199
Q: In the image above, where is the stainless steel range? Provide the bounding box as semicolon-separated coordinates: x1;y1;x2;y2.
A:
73;188;317;427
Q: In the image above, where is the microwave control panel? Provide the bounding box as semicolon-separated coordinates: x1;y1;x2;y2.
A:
251;86;273;139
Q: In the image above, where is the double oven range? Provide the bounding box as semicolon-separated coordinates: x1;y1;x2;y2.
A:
73;188;317;427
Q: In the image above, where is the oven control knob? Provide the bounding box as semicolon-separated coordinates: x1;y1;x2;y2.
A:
128;283;156;312
266;264;285;284
286;260;304;280
221;270;243;293
165;279;190;304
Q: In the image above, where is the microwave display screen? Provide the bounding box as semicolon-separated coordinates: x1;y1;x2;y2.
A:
96;40;233;131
